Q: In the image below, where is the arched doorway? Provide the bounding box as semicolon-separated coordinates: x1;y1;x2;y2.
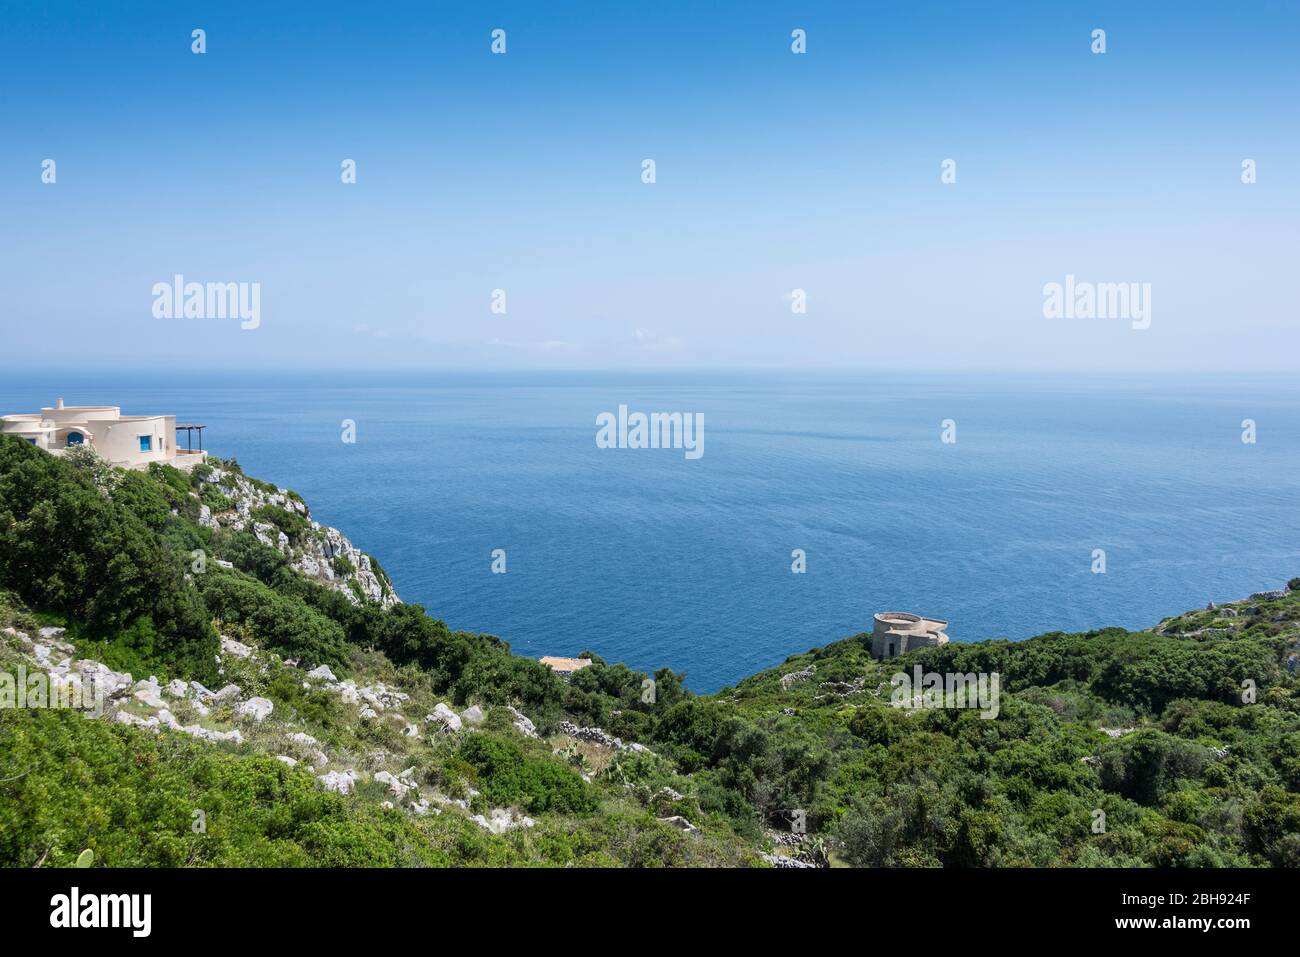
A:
65;431;85;447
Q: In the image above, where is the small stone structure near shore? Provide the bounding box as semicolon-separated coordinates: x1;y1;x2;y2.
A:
869;612;950;660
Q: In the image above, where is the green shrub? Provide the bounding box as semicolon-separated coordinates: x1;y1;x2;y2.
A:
147;462;192;499
200;483;235;512
216;531;288;583
250;504;311;544
458;734;597;814
0;436;217;681
0;708;446;867
197;572;350;670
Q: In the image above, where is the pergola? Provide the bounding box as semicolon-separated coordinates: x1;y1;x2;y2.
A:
176;423;206;451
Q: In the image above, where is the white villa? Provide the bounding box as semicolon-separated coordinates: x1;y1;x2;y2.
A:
1;398;207;470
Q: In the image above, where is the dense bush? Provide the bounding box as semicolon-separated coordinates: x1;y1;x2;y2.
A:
457;734;597;814
0;708;447;867
0;436;217;680
197;572;351;670
250;503;311;544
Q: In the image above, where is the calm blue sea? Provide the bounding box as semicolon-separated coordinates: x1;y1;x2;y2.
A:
3;371;1297;692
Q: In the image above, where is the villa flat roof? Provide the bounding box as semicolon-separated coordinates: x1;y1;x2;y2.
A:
540;656;593;673
876;612;949;634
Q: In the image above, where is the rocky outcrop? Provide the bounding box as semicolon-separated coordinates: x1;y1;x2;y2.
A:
761;852;818;869
132;678;166;709
2;605;603;845
780;666;816;690
557;721;655;755
658;815;699;834
374;770;413;798
236;697;274;722
220;636;253;659
318;770;361;795
507;705;538;738
198;464;398;609
428;703;462;733
470;808;535;834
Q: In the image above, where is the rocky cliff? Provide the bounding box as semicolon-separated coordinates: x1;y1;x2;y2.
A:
195;461;398;608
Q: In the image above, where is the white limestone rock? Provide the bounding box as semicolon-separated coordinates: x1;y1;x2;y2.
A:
471;808;536;834
132;679;166;710
253;522;288;550
306;664;338;683
429;703;462;733
183;724;243;745
50;671;82;697
658;815;699;834
220;636;253;659
115;711;159;730
507;706;538;738
2;626;31;646
780;666;816;691
236;697;274;722
317;770;360;795
374;771;410;798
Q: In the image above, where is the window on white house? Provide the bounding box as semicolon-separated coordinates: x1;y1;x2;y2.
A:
139;435;151;452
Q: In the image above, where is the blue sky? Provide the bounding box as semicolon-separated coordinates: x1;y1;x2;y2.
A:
1;1;1297;371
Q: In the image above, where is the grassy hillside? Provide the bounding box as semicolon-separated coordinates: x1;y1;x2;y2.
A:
1;434;1298;867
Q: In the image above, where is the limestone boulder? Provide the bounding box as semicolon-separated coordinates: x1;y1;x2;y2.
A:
236;697;274;722
428;703;462;733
